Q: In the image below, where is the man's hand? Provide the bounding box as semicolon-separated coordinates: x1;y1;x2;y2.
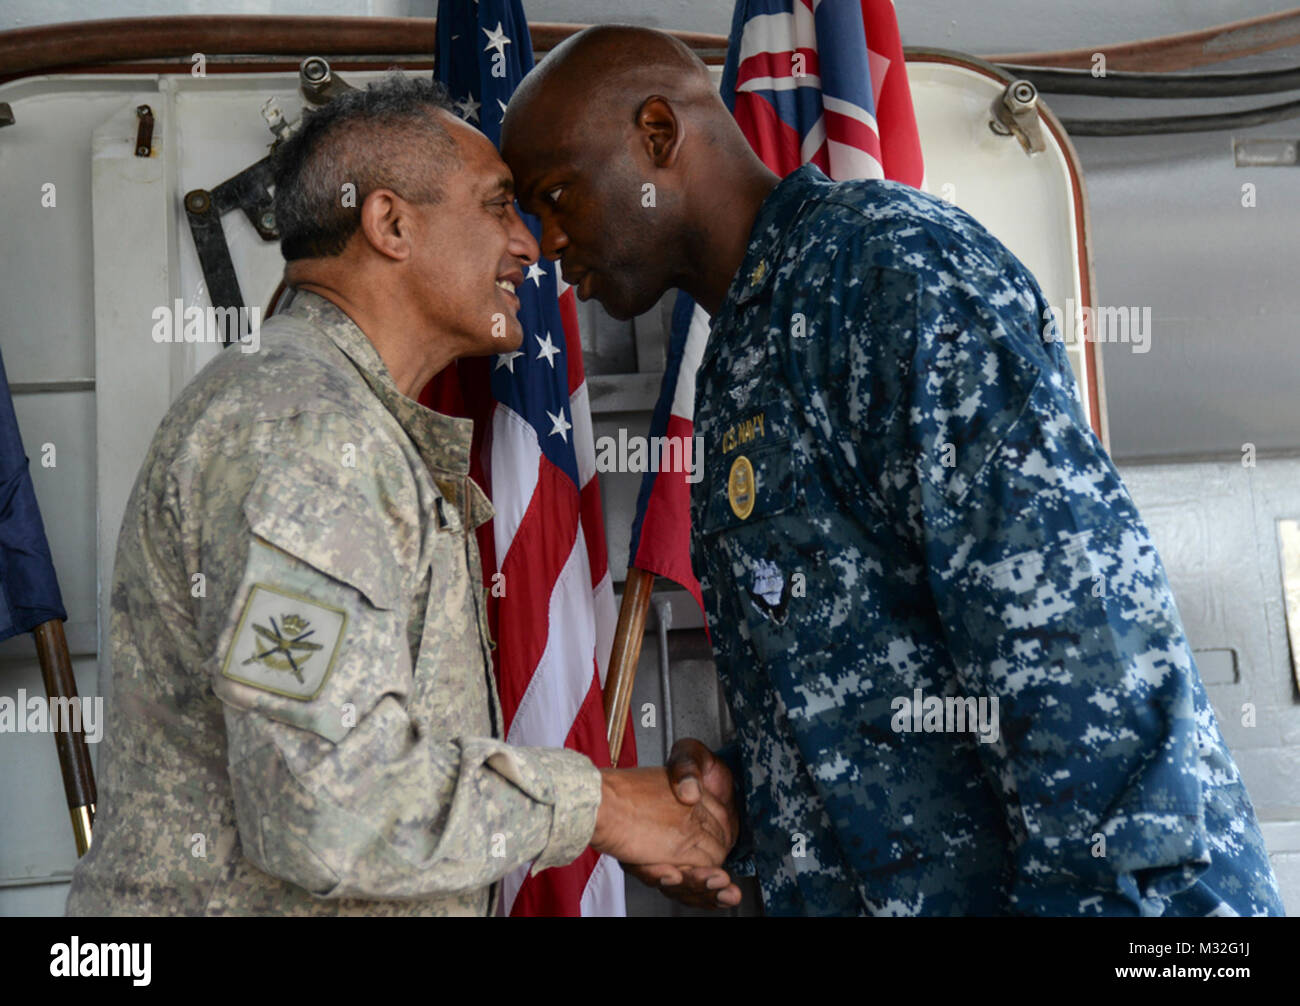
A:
627;739;743;909
664;739;738;823
630;863;743;909
590;765;733;868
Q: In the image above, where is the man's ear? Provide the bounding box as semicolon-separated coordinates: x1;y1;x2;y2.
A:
635;96;684;168
358;188;411;262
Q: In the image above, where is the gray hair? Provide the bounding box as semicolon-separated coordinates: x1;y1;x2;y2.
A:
272;73;460;261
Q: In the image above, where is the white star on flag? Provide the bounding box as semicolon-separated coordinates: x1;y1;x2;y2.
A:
497;98;509;123
526;262;547;286
495;350;524;373
546;408;572;442
483;22;511;57
534;331;560;367
454;95;481;123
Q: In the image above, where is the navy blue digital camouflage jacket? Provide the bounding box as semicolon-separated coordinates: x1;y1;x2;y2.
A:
690;164;1284;917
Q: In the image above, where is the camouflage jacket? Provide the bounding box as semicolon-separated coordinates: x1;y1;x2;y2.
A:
66;290;601;916
691;164;1284;917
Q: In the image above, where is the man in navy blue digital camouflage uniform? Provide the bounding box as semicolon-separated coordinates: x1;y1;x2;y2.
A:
503;25;1285;916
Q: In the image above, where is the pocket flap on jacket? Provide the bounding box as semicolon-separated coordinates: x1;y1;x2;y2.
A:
242;454;404;611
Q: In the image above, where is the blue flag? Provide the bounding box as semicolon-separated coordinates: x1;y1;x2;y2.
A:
0;346;65;641
436;0;532;148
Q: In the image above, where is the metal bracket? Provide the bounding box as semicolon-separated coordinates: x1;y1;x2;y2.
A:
182;157;278;344
134;104;154;157
989;79;1046;155
180;56;356;348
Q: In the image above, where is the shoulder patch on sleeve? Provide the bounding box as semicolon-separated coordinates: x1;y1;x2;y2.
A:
221;584;347;700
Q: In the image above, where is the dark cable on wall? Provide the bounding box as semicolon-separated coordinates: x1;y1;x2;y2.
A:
997;62;1300;135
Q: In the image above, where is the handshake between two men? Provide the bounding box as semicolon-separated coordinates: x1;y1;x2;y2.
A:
591;741;744;909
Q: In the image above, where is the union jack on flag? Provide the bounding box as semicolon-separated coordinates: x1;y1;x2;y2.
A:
628;0;925;609
422;0;634;918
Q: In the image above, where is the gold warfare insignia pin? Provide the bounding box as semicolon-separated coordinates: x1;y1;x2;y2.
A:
221;585;346;700
728;455;756;520
749;260;767;287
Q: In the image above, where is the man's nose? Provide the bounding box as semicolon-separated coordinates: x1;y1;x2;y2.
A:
507;204;542;264
499;200;535;262
537;215;569;262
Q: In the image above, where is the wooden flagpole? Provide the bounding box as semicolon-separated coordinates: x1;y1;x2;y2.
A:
32;619;96;855
603;567;655;767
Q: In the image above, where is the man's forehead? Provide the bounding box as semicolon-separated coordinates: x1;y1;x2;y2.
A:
444;117;514;189
518;145;572;177
505;138;585;189
474;170;514;196
504;100;585;166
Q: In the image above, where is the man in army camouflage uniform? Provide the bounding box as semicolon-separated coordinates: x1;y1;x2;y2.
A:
502;26;1286;916
66;75;737;916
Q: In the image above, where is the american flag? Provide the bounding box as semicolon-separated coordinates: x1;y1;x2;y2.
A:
628;0;924;603
423;0;634;918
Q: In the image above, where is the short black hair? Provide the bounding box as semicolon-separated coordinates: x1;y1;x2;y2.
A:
272;73;460;261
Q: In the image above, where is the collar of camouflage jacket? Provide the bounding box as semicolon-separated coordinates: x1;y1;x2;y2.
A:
280;288;494;532
703;163;823;372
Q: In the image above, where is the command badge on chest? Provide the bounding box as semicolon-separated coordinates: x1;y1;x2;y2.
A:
221;584;347;700
728;455;756;520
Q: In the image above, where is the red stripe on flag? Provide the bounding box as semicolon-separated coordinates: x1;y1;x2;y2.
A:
810;140;831;176
494;457;580;726
559;287;584;396
566;663;612;763
630;413;705;613
578;478;608;595
823;107;882;163
561;661;633;790
510;845;598;917
736;47;821;89
733;91;805;177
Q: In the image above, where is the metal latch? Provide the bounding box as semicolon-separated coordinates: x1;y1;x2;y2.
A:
989;79;1046;155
